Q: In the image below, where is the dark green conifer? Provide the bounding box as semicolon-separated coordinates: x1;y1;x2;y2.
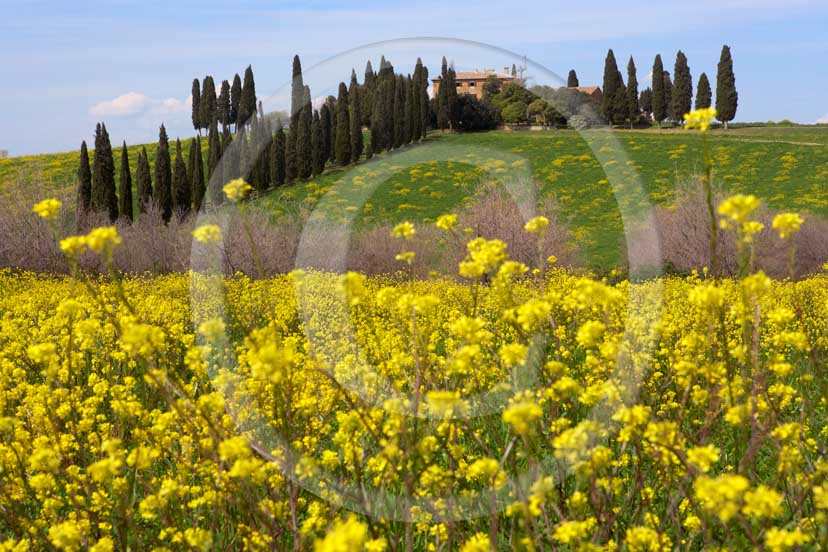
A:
118;141;133;222
672;51;693;124
298;86;313;179
626;57;639;128
199;76;217;130
272;119;286;186
325;96;337;163
230;74;242;129
207;118;220;180
217;80;231;128
567;70;579;87
335;82;351;165
154;125;173;223
238;65;256;128
412;60;423;140
696;73;712;110
640;88;653;117
76;140;92;220
394;75;405;146
716;45;738;129
191;79;202;132
663;71;674;122
92;123;118;221
135;147;152;214
652;55;666;126
191;137;205;211
349;77;363;162
419;62;429;139
601;49;622;123
172;139;190;216
311;110;324;176
320;103;333;164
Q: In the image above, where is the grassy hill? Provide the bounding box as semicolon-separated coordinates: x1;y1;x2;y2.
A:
4;126;828;267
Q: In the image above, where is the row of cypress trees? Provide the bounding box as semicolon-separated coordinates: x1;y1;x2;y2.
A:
600;45;737;128
77;55;433;224
76;124;206;225
191;66;257;133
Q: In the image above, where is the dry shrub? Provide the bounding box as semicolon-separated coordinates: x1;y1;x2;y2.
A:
0;177;575;278
647;179;828;279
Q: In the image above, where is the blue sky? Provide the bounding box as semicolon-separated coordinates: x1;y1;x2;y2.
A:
3;0;827;155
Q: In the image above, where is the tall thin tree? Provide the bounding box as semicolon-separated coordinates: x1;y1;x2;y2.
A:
696;73;712;110
135;146;152;214
76;140;92;222
191;79;202;134
652;54;666;127
199;76;217;130
335;82;351;165
154;125;173;223
601;49;622;123
626;56;640;128
272;119;286;186
716;45;738;129
190;137;205;211
672;51;693;124
349;76;363;162
172;139;190;216
230;74;242;129
217;80;231;129
567;69;579;88
118;141;133;222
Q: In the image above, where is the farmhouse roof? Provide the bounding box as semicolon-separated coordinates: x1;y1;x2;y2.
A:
432;71;515;82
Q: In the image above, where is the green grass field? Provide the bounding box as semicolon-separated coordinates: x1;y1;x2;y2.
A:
4;126;828;268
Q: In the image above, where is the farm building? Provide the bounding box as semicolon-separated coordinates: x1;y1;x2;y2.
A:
432;68;516;100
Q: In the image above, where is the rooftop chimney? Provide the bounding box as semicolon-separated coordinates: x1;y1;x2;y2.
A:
503;67;509;75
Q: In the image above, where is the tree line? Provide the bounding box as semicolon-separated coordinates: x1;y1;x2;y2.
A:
76;56;432;224
598;44;738;128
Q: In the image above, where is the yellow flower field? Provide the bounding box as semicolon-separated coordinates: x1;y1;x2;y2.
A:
2;252;828;549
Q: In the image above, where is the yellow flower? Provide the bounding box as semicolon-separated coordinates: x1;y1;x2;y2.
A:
459;532;492;552
764;528;811;552
314;516;370;552
59;236;87;257
686;444;719;473
183;528;213;552
49;521;82;551
192;224;222;243
32;198;62;220
772;213;804;239
524;216;549;234
503;400;543;435
683;107;718;131
395;251;416;264
391;221;416;240
435;213;458;231
223;178;252;202
85;226;121;254
718;194;761;228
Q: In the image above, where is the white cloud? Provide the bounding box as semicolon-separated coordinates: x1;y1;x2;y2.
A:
89;92;191;118
817;114;828;125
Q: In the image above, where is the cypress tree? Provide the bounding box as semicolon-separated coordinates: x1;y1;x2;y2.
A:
716;45;738;129
298;86;313;179
419;62;429;139
311;110;324;176
207;118;220;180
652;54;666;127
437;57;449;131
238;65;256;128
404;75;414;144
326;96;337;163
394;75;405;147
217;80;231;128
154;125;173;223
412;60;423;140
696;73;712;109
601;49;622;123
91;123;118;222
612;79;628;126
567;69;579;87
172;139;190;216
349;77;363;162
663;71;674;122
220;126;234;202
672;51;693;124
362;61;375;126
335;82;351;165
287;56;305;182
370;84;385;153
320;103;333;165
191;137;206;211
135;147;152;214
626;57;639;128
199;76;217;130
445;67;458;131
230;74;242;129
511;64;517;77
76;140;92;219
118;141;133;223
272;119;286;186
640;87;653;118
191;79;202;133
